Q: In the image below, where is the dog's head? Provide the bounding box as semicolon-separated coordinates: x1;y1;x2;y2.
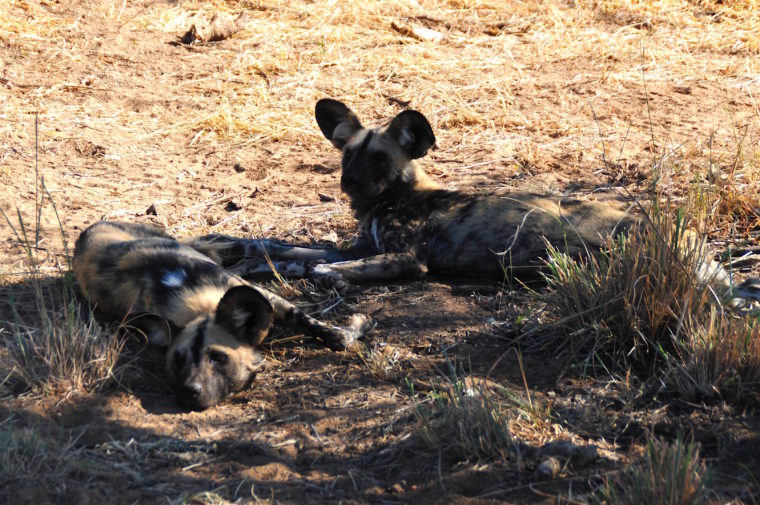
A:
143;285;273;410
315;99;436;203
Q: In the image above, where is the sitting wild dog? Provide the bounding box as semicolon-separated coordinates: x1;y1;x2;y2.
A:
199;99;759;304
72;221;372;410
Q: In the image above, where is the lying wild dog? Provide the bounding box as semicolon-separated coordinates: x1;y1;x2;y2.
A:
72;221;372;410
198;99;759;304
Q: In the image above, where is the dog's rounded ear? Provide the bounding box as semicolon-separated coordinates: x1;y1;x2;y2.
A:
128;313;174;347
215;285;274;346
315;99;363;150
387;109;436;160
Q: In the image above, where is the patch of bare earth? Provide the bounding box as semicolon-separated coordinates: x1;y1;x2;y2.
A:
1;0;759;503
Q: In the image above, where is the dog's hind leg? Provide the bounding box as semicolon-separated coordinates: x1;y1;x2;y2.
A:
186;235;374;268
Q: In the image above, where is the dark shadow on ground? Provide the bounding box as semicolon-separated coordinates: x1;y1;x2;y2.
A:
2;274;759;504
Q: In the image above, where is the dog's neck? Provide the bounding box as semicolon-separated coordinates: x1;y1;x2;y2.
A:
410;164;441;191
350;163;444;217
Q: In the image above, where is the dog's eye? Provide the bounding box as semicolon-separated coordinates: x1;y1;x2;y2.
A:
208;350;228;365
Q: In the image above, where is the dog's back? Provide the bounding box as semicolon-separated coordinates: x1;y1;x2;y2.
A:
73;221;238;327
427;192;639;277
353;186;639;278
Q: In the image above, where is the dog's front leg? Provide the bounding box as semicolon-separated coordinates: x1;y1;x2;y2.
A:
251;286;374;350
311;252;428;287
244;238;371;263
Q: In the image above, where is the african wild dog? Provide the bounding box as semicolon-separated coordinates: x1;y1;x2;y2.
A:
201;99;759;304
72;221;372;410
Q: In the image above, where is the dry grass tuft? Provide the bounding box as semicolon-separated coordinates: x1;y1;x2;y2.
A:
543;208;717;374
359;342;404;382
543;202;760;400
671;308;760;401
3;290;126;397
412;359;522;464
1;171;126;398
594;435;709;505
0;413;84;489
686;132;760;238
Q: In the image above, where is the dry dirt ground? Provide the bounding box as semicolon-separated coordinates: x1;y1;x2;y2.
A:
1;0;760;503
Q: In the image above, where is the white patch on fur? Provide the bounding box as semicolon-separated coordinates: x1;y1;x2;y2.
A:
232;307;250;327
335;125;363;148
312;264;332;275
283;262;307;276
161;269;187;288
311;264;347;290
398;128;415;148
370;218;384;252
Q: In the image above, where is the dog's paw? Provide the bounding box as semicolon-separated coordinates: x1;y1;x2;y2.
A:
729;277;760;313
310;264;349;292
737;278;760;300
347;313;375;341
327;314;375;350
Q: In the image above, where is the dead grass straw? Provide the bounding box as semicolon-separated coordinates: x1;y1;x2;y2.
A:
0;132;125;398
543;208;716;373
411;358;523;465
671;307;760;401
543;203;760;400
0;412;85;489
358;342;403;382
594;435;709;505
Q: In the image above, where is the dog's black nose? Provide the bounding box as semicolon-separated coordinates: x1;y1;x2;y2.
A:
182;382;202;398
177;383;205;410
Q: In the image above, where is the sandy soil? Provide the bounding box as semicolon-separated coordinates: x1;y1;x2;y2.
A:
1;0;759;503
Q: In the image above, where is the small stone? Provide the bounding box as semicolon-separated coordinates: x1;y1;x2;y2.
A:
224;200;242;212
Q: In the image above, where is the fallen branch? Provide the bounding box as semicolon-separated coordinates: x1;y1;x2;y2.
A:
391;20;444;43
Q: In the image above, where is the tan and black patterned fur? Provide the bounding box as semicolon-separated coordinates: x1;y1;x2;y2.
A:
198;99;759;304
73;221;372;410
